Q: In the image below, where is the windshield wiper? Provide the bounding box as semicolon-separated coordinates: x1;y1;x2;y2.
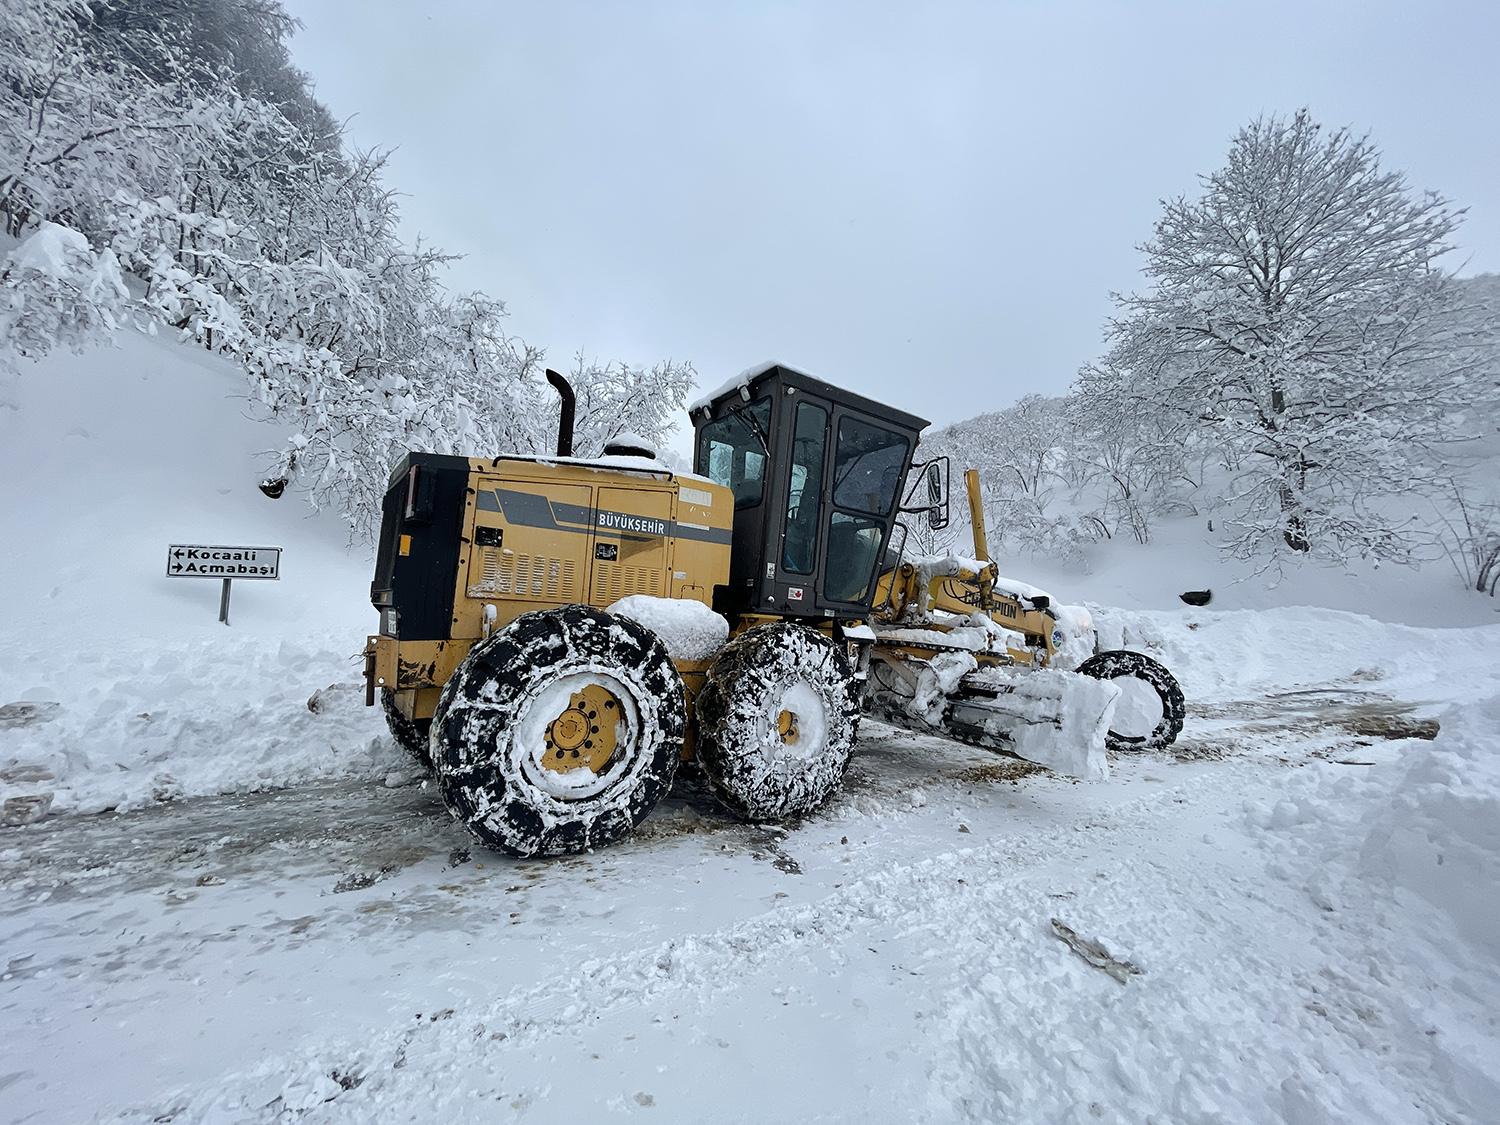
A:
729;403;771;457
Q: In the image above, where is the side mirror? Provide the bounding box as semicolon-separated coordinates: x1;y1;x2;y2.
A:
900;456;951;530
924;459;950;530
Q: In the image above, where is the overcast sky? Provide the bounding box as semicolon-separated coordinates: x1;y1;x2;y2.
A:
281;0;1499;446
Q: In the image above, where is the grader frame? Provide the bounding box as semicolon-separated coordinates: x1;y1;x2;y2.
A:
364;362;1182;857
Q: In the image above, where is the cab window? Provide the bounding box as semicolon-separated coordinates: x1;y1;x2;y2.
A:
782;402;827;574
696;398;772;508
823;513;885;603
832;417;909;515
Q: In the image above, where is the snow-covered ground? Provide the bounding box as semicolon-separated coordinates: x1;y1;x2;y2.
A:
3;336;1500;1123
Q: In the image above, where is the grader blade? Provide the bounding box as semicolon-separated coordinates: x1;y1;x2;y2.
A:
866;656;1120;781
943;667;1119;781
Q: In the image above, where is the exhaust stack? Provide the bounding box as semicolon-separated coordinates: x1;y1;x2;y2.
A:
545;369;575;458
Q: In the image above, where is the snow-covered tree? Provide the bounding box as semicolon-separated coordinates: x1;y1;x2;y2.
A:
1090;110;1486;566
1427;274;1500;594
565;353;698;458
919;395;1091;562
1;0;698;537
1067;379;1202;544
0;220;130;362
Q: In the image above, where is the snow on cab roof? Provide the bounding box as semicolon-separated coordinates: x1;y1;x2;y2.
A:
687;360;931;432
686;359;800;414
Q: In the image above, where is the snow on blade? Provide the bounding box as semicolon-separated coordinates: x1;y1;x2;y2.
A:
957;666;1118;780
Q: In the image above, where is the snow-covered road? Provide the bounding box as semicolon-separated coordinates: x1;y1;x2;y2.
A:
5;627;1499;1123
7;275;1500;1124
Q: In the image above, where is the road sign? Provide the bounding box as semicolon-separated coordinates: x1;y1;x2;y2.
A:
166;545;281;580
166;545;281;626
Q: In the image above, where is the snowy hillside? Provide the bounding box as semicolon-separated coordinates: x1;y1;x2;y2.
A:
986;514;1500;631
0;332;405;816
1;338;1499;1123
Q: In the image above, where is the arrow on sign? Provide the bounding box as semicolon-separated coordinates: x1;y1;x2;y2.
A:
165;544;281;581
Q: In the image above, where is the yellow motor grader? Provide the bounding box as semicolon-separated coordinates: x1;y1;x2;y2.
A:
364;363;1183;857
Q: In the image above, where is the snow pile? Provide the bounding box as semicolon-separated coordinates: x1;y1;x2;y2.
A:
1240;691;1500;967
1088;604;1500;707
1048;602;1096;670
1362;693;1500;956
599;430;657;457
990;572;1055;604
0;631;402;816
0;331;410;817
1227;695;1500;1114
908;650;978;723
606;595;729;662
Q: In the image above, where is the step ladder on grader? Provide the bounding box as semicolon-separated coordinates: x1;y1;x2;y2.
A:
364;362;1184;857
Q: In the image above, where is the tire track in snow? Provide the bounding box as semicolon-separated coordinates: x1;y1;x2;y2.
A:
105;685;1500;1123
117;759;1293;1122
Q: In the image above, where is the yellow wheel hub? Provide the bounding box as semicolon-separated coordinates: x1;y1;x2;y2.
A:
778;709;799;745
543;682;622;774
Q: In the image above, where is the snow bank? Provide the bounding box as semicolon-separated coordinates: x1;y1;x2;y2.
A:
1361;693;1500;956
606;595;729;662
0;332;405;818
1240;688;1500;967
1089;604;1500;707
0;631;402;816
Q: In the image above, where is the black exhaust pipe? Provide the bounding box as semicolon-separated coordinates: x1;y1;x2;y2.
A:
545;369;575;457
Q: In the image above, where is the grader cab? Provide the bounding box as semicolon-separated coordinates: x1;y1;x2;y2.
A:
365;362;1183;857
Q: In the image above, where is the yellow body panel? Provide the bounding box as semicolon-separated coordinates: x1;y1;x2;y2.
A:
382;457;734;729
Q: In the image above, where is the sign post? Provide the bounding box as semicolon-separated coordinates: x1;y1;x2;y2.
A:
166;545;281;626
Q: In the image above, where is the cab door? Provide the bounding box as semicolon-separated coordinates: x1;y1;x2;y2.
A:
771;396;831;610
818;412;912;610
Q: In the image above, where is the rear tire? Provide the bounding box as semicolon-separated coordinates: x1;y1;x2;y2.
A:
695;623;859;821
431;606;685;857
1077;649;1185;752
381;688;432;771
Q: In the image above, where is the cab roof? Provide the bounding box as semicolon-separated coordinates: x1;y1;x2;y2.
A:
689;361;930;434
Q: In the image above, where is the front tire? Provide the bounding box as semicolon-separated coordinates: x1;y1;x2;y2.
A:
695;623;859;821
431;606;685;857
1077;649;1185;752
